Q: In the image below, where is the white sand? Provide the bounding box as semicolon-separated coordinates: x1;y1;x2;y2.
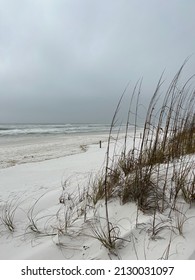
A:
0;132;195;260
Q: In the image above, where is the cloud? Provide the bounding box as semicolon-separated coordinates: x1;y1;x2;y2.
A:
0;0;195;123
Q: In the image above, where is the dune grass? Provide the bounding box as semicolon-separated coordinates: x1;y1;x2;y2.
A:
93;61;195;207
88;61;195;252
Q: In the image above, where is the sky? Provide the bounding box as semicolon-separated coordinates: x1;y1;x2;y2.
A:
0;0;195;124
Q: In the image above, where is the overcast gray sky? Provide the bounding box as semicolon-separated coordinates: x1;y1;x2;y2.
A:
0;0;195;123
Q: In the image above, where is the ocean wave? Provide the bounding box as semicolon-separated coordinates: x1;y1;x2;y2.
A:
0;123;125;137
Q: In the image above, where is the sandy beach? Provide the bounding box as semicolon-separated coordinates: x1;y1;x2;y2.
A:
0;131;126;258
0;130;195;260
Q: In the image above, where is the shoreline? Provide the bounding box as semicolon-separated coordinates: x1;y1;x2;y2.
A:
0;125;144;170
0;132;108;169
0;131;130;169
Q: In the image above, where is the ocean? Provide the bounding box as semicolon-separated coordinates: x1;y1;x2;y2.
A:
0;123;126;137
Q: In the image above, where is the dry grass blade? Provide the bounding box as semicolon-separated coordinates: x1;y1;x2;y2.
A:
0;196;20;232
89;217;120;253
